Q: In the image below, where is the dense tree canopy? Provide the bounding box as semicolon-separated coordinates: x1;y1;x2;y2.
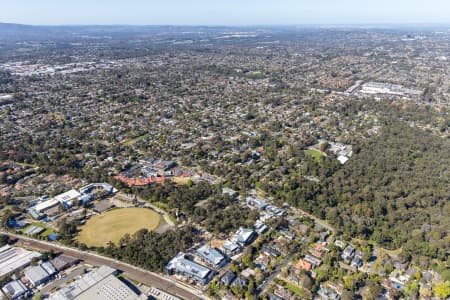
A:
320;121;449;261
102;226;198;272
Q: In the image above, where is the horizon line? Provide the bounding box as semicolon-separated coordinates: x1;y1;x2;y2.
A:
2;21;450;28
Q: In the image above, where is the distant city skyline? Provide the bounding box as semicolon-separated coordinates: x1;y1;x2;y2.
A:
1;0;450;26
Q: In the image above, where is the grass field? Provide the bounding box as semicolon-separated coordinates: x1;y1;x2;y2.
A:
305;149;326;162
172;176;192;185
120;133;150;146
76;207;161;247
247;70;263;78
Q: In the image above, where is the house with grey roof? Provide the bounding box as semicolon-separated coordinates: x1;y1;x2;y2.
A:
318;286;340;300
254;220;268;234
220;270;236;287
231;276;248;288
232;228;256;246
246;196;268;210
341;245;355;263
351;256;363;269
221;240;242;257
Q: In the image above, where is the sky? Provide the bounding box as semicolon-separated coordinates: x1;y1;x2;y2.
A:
1;0;450;26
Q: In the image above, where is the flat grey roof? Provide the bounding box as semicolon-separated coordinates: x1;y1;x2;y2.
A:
49;266;116;300
24;265;50;286
76;274;140;300
0;245;41;278
2;280;28;298
41;261;57;275
50;255;78;271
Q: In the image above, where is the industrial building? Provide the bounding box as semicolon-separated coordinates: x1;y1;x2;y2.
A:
0;245;41;278
2;280;28;299
49;266;141;300
195;244;227;268
24;261;57;287
166;252;214;285
49;255;78;271
360;82;423;96
75;274;143;300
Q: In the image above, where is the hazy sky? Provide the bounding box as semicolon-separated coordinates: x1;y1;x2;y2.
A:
1;0;450;26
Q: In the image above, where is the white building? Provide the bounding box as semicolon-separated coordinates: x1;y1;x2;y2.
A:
33;189;82;213
2;280;28;299
360;82;423;96
54;189;82;206
232;228;256;246
0;245;41;278
32;198;60;213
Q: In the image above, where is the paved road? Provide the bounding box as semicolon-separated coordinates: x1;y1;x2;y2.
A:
1;231;207;300
256;251;297;296
40;266;86;294
143;201;176;227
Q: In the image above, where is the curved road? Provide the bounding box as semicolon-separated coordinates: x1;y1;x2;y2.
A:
0;231;207;300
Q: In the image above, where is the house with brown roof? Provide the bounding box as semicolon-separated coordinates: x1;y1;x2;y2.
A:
294;259;312;272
